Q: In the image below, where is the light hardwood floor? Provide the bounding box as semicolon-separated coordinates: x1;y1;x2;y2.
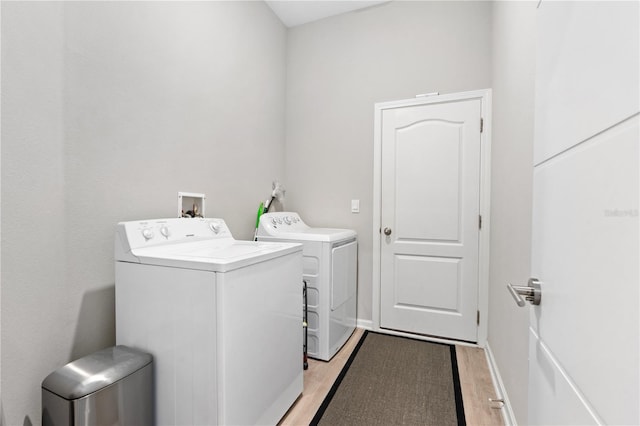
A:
279;328;504;426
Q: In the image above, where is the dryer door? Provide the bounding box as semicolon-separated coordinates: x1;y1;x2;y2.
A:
331;240;357;310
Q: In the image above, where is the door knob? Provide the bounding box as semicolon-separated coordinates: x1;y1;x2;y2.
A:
383;227;392;236
507;278;542;306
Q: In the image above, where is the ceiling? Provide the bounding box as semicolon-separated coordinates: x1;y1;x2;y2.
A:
265;1;390;28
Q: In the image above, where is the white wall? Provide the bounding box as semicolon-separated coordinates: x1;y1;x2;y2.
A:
1;2;285;423
0;1;4;420
2;3;66;424
285;0;492;323
488;2;536;423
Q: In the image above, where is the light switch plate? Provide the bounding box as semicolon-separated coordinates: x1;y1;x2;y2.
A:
351;199;360;213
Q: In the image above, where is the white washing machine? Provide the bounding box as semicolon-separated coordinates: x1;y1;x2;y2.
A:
115;218;303;426
257;212;357;361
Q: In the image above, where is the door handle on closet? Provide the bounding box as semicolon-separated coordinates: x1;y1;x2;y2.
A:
383;227;392;236
507;278;542;307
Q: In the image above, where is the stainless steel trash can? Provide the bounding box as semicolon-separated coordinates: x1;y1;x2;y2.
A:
42;345;153;426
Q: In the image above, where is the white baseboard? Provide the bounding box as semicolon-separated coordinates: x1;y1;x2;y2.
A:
485;342;517;426
356;318;373;330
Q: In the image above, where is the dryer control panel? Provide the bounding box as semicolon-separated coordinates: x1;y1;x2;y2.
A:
257;212;357;243
260;212;308;232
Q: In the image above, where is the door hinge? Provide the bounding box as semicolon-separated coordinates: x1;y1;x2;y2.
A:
480;118;484;133
477;310;480;326
479;215;482;230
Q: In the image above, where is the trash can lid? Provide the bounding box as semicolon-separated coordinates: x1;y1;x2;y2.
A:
42;345;152;400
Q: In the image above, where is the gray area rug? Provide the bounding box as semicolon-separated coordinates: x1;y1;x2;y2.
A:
310;331;465;426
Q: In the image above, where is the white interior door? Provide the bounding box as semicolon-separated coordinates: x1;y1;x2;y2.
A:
379;96;482;342
527;2;639;424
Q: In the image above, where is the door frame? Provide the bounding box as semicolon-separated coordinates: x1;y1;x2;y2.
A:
372;89;492;346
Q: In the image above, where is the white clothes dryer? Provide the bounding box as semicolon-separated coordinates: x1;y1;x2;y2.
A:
257;212;357;361
115;218;302;426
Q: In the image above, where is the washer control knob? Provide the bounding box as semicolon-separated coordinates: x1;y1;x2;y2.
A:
209;221;221;234
271;218;277;226
276;217;283;224
142;228;154;240
160;226;170;238
284;216;292;225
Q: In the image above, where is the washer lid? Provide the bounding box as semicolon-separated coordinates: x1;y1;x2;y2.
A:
129;239;301;272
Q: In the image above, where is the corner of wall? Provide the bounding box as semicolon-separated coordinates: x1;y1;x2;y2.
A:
484;342;518;425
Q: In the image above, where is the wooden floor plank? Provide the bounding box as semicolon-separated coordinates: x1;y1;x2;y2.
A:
279;328;504;426
456;345;505;425
279;328;364;426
